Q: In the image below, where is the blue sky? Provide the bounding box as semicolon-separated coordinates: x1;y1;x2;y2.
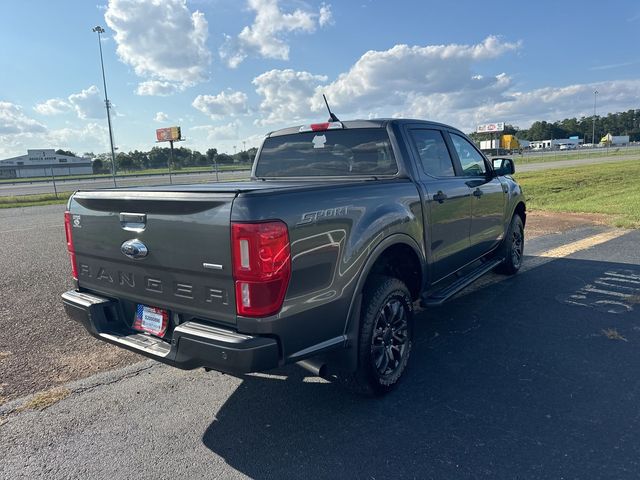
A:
1;0;639;157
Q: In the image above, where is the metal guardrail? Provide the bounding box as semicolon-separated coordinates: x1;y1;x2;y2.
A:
519;144;640;159
0;168;251;186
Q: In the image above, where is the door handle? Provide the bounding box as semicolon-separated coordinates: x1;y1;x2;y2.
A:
432;191;447;203
119;212;147;231
473;188;483;198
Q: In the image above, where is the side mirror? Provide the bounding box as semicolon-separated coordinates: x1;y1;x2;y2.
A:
492;158;515;176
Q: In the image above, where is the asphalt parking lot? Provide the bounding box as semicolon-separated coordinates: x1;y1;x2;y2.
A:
1;206;639;479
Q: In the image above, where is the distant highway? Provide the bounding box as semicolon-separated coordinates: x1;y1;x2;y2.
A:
0;170;251;197
515;151;639;173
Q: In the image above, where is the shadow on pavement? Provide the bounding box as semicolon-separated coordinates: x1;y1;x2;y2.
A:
202;255;640;479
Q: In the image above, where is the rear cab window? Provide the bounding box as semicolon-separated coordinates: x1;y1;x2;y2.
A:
409;129;456;177
255;128;398;178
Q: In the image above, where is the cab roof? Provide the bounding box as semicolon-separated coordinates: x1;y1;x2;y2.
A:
267;118;466;137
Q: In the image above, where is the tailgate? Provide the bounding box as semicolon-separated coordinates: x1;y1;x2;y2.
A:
69;190;237;326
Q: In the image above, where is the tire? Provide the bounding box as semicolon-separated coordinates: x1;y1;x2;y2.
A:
496;214;524;275
345;276;413;396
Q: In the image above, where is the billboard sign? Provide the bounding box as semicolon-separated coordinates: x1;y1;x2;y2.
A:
156;126;182;142
476;122;505;133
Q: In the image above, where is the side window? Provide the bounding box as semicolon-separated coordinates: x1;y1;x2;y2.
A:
450;133;487;176
410;129;455;177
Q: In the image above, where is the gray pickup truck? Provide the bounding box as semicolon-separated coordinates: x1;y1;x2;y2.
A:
62;119;525;395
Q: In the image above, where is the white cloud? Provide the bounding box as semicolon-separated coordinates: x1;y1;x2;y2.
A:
154;111;169;122
0;105;110;158
318;3;332;27
49;122;110;152
105;0;211;93
34;98;72;116
248;37;640;135
33;86;104;120
250;38;520;126
220;0;331;67
0;102;47;135
426;79;640;132
192;121;241;141
68;85;105;120
311;36;520;112
192;90;249;119
252;69;327;125
136;80;181;96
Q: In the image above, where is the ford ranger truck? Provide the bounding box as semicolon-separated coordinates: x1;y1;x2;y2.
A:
62;119;525;395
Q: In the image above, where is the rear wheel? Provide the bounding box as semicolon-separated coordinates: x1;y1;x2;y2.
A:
496;214;524;275
346;276;413;396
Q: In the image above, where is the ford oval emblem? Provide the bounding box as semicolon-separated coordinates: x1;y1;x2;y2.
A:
121;239;148;259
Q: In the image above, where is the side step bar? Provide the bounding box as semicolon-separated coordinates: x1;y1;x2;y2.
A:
421;258;503;307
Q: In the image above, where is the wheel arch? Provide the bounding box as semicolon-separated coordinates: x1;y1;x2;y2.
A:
513;201;526;226
333;234;425;373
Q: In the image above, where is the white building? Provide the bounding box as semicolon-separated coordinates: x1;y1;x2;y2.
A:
529;138;583;150
0;149;93;179
480;139;500;150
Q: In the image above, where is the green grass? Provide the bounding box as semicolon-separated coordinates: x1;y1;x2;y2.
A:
0;192;73;208
0;164;251;184
515;159;640;228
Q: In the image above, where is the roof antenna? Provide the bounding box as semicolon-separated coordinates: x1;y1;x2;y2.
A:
323;94;340;122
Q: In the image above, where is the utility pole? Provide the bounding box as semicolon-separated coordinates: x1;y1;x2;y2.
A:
93;25;117;187
592;90;599;147
47;151;58;198
168;141;174;184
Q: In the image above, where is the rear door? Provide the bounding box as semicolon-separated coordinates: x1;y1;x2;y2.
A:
447;131;506;259
406;127;472;282
69;190;238;326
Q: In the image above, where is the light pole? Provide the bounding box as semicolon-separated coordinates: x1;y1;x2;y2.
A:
592;89;598;147
93;25;117;187
46;151;58;198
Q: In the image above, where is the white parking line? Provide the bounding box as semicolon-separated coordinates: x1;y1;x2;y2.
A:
605;271;640;281
582;286;632;298
453;229;629;301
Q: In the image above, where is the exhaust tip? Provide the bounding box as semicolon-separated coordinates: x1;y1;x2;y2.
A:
297;359;329;379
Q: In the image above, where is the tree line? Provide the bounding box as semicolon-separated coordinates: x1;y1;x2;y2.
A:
77;146;258;174
468;108;640;143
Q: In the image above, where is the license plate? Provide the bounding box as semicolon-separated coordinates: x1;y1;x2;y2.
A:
133;304;168;338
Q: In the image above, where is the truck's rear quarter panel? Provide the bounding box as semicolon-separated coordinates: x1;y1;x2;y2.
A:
233;179;424;361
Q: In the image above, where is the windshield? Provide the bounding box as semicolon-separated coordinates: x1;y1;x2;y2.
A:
255;128;398;177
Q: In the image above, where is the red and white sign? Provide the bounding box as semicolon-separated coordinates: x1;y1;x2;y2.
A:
476;122;505;133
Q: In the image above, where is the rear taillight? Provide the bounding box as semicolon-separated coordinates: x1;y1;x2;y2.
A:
64;211;78;280
231;221;291;317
